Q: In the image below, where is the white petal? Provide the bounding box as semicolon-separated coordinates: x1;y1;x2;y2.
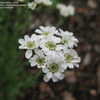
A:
38;65;46;68
25;50;32;59
29;56;37;66
72;57;81;63
74;64;79;68
35;29;42;34
42;68;49;73
58;73;64;80
54;72;61;78
67;64;74;68
43;75;50;82
40;26;45;30
24;35;30;41
54;72;64;80
18;39;25;44
19;45;26;49
60;63;67;70
56;45;63;51
41;65;46;68
52;75;58;82
34;49;44;57
28;2;37;10
31;34;38;41
46;72;52;79
51;36;61;43
73;38;79;43
30;61;37;67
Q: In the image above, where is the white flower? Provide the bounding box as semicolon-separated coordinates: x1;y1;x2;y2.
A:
57;4;75;17
59;29;78;48
66;5;75;16
63;49;81;69
35;26;59;39
34;0;52;6
18;26;81;82
42;51;65;82
29;50;46;68
18;34;40;59
46;51;65;63
40;36;61;52
27;2;37;10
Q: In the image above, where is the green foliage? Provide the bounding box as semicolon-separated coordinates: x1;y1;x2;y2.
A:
0;0;62;99
51;0;60;4
0;7;41;100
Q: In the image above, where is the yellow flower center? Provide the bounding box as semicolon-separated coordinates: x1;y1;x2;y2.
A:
36;58;45;65
65;54;73;63
49;63;59;73
26;41;36;49
43;32;49;36
45;41;56;50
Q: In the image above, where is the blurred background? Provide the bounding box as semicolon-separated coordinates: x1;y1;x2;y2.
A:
0;0;100;100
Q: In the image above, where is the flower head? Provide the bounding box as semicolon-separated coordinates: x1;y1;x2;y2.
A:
40;36;61;52
29;50;46;68
18;34;40;59
57;4;75;17
42;51;65;82
27;2;37;10
18;26;80;82
59;29;78;48
35;26;59;39
63;49;81;69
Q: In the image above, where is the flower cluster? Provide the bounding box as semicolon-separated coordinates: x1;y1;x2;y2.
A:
27;0;52;10
18;26;80;82
57;4;75;17
26;0;75;17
